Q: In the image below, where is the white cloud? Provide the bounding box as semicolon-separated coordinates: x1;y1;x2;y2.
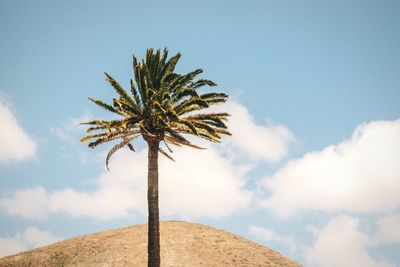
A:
376;214;400;244
22;227;61;248
249;225;295;252
50;112;93;143
0;227;61;257
261;120;400;216
159;146;251;217
0;97;37;164
0;187;49;220
219;101;294;163
49;112;104;165
1;146;252;220
304;215;395;267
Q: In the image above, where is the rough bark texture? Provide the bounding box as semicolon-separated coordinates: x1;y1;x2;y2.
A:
147;141;160;267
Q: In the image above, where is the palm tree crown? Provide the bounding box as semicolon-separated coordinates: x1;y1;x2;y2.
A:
81;48;231;167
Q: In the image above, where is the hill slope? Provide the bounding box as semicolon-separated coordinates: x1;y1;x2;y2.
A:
0;221;302;266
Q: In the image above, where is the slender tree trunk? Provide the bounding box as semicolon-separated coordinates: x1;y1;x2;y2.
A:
147;141;160;267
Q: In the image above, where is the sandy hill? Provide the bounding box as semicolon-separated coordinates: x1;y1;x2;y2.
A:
0;221;302;267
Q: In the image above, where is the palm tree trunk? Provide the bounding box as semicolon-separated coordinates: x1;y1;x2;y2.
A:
147;141;160;267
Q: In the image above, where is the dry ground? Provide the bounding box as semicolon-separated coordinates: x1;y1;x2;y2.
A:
0;221;302;267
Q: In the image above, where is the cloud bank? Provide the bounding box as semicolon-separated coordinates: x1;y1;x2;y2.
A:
0;98;37;164
305;215;396;267
0;227;61;257
261;120;400;216
219;101;294;163
376;214;400;244
0;147;251;220
249;225;295;252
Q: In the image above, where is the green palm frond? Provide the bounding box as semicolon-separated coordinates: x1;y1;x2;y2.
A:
81;120;125;133
175;97;209;115
163;140;173;153
159;148;175;161
168;69;203;94
171;88;199;102
104;73;137;109
215;128;232;136
174;127;221;143
174;104;205;116
185;113;230;129
174;119;198;135
88;98;122;115
112;98;141;116
164;136;183;147
133;59;148;105
80;120;107;125
80;133;110;143
106;138;131;170
127;143;135;151
200;92;229;105
130;79;142;108
189;79;217;89
88;134;122;148
160;52;181;81
165;127;204;149
81;48;230;170
186;112;230;120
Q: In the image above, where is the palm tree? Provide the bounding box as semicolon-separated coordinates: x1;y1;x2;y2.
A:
80;48;231;267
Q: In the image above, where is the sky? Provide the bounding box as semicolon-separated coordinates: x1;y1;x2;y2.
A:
0;0;399;266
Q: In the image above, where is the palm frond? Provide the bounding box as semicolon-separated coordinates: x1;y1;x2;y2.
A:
186;112;230;120
88;98;122;115
88;134;122;148
159;148;175;161
185;113;230;129
160;52;181;82
112;98;140;116
127;143;135;151
163;140;173;153
175;97;209;115
130;79;143;108
189;79;217;89
200;92;228;99
174;104;205;116
175;119;198;135
200;92;229;106
172;88;199;102
104;73;137;109
173;126;221;143
80;120;109;126
164;136;183;147
133;63;148;105
80;133;109;143
215;128;232;136
87;130;140;149
106;139;131;170
165;128;204;149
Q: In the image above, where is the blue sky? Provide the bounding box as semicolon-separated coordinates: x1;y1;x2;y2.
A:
0;0;399;266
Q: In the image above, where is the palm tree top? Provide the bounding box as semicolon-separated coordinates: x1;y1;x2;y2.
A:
81;48;231;169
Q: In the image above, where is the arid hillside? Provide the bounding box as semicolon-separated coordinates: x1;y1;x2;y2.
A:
0;221;302;266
